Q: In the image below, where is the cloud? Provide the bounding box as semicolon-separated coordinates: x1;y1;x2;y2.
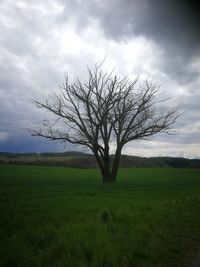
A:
60;0;200;82
0;131;9;142
0;133;67;153
69;0;200;56
123;139;200;159
0;0;199;158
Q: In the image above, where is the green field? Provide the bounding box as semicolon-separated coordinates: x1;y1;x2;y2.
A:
0;165;200;267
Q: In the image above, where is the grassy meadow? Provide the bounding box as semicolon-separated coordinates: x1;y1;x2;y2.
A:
0;164;200;266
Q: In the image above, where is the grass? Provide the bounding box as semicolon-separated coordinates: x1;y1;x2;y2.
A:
0;164;200;266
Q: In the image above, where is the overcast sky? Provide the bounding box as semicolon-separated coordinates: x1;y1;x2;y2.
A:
0;0;200;158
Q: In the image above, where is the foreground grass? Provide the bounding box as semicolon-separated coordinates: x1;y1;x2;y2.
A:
0;165;200;267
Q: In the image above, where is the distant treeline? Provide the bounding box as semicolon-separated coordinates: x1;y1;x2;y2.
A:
0;151;200;168
0;151;87;157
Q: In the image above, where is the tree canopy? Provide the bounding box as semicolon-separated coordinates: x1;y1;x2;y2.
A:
31;64;179;183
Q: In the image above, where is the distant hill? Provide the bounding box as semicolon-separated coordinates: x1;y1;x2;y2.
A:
0;151;200;168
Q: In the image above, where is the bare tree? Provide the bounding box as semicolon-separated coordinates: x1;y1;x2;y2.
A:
31;64;179;183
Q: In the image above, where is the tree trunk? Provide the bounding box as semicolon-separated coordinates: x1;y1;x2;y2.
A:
110;145;122;183
102;171;116;183
101;146;122;183
93;145;121;184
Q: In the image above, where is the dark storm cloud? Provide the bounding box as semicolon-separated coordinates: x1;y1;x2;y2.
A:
71;0;200;56
0;133;62;153
63;0;200;81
